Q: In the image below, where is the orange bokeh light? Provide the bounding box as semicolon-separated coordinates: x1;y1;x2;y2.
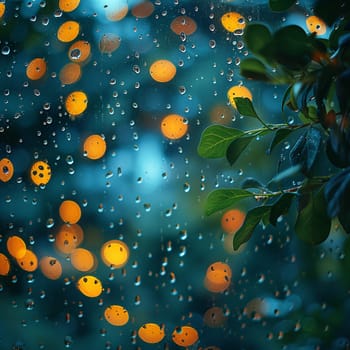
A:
70;248;96;272
170;15;197;35
26;58;47;81
161;114;188;140
104;305;129;326
83;134;107;160
7;235;27;259
101;240;129;269
0;253;11;276
59;62;82;85
0;158;14;182
221;209;246;234
138;323;165;344
57;20;80;43
171;325;199;347
221;12;246;33
39;256;63;280
77;275;103;297
65;90;88;117
59;199;82;224
149;59;177;83
30;160;51;186
16;249;38;272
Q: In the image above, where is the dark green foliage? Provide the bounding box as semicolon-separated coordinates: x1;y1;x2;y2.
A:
198;0;350;249
289;127;321;175
269;0;295;12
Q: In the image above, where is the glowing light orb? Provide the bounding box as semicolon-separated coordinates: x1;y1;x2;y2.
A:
16;249;38;272
171;325;199;347
227;85;252;109
39;256;63;280
59;0;80;12
0;157;14;182
131;1;154;18
65;91;88;117
55;224;84;255
221;209;246;234
57;21;80;43
68;40;91;63
204;262;232;293
101;240;129;269
70;248;96;272
83;134;107;160
77;275;103;297
170;15;197;35
59;62;82;85
138;323;165;344
221;12;246;33
149;59;177;83
306;15;327;35
99;34;121;54
0;253;11;276
161;114;188;140
59;200;82;224
26;58;47;80
7;235;27;259
104;305;129;326
30;160;51;186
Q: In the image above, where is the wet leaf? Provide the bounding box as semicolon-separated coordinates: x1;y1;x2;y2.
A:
240;58;272;81
295;185;331;244
289;127;321;175
269;192;296;226
233;205;272;250
261;25;312;70
197;125;244;159
226;136;254;165
269;0;295;11
205;189;255;216
234;97;259;119
244;24;272;57
267;127;295;154
241;177;265;190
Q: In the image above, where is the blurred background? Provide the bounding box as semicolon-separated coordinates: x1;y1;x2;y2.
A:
1;0;350;349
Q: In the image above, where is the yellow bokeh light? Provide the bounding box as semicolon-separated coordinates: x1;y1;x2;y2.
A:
170;15;197;35
39;256;63;280
59;199;82;224
149;59;177;83
16;249;38;272
77;275;103;297
55;223;84;255
101;240;129;269
161;114;188;140
68;40;91;63
30;160;51;186
7;235;27;259
171;325;199;347
138;323;165;344
221;12;246;33
70;248;96;272
0;253;11;276
57;20;80;43
221;209;246;234
227;85;252;109
306;15;327;35
104;305;129;326
59;62;82;85
83;134;107;160
26;58;47;81
59;0;80;12
0;157;14;182
65;90;88;117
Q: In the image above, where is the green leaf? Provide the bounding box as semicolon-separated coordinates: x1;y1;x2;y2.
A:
205;189;254;216
240;58;272;81
269;192;296;226
269;0;295;11
197;125;244;159
261;25;312;70
233;205;272;250
294;185;331;244
267;128;295;154
226;136;254;165
244;24;272;56
234;97;259;118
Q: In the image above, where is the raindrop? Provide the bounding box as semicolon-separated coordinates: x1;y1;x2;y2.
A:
1;46;10;55
183;182;191;192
